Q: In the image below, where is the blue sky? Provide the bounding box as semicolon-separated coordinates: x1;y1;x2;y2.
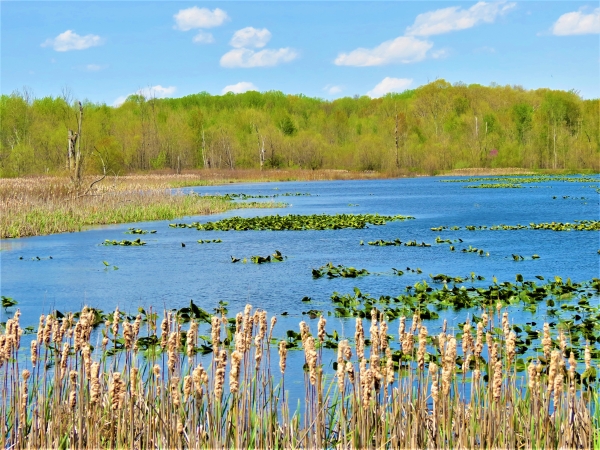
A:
2;1;599;104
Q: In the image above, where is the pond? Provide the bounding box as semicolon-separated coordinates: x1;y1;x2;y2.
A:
2;176;599;371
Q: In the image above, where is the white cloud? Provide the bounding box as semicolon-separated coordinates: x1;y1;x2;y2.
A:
220;48;298;68
406;1;516;37
113;85;177;106
41;30;104;52
552;8;600;35
222;81;259;94
324;84;343;95
366;77;413;98
193;31;215;44
84;64;107;71
431;48;450;59
334;36;432;66
230;27;271;48
173;7;229;31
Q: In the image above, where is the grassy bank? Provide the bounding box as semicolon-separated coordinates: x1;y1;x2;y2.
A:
0;176;280;238
1;304;597;448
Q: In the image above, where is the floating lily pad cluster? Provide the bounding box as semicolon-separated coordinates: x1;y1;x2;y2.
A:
102;239;146;246
222;192;311;200
312;262;369;279
231;250;286;264
170;213;414;231
125;228;156;234
197;239;222;244
460;245;488;256
441;175;600;184
365;238;431;247
511;254;540;261
435;220;599;232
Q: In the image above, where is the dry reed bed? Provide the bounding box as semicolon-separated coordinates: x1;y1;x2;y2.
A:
0;176;279;238
1;305;598;449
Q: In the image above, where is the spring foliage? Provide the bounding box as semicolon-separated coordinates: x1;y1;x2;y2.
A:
1;80;598;176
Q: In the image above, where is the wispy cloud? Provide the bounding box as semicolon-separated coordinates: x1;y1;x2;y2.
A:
367;77;413;98
324;84;343;95
41;30;104;52
173;7;229;31
113;85;176;107
222;81;258;94
230;27;271;48
84;64;107;72
552;7;600;35
405;1;516;36
192;31;215;44
334;36;432;66
220;48;298;68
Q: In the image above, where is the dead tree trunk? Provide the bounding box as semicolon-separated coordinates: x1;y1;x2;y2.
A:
67;102;84;184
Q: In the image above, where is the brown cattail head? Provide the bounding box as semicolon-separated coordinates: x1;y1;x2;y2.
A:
278;341;288;374
229;350;242;394
30;340;38;366
304;336;318;385
417;325;428;371
90;362;101;404
317;315;326;343
355;318;365;360
542;323;552;360
109;372;125;410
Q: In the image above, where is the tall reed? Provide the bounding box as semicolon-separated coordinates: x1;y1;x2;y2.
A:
0;304;597;448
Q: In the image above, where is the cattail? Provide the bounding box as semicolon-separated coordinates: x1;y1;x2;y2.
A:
242;304;253;352
268;315;277;342
43;316;53;345
192;364;208;396
258;310;267;341
214;350;227;400
171;377;181;408
278;341;287;374
133;314;142;338
528;361;537;392
474;322;484;358
398;316;406;338
187;321;198;358
318;315;326;343
501;312;510;339
304;336;318;385
30;340;38;366
160;314;169;349
442;318;447;333
123;321;133;350
486;332;496;363
69;370;78;409
299;321;310;347
229;350;242;393
506;331;516;366
153;364;161;379
462;319;473;355
167;332;178;373
410;313;419;334
481;312;488;329
496;301;502;316
548;350;560;393
439;331;447;359
82;345;92;379
336;341;347;392
60;342;70;378
346;361;355;384
177;420;184;435
430;362;439;406
110;372;125;410
584;343;591;370
102;335;109;350
37;314;45;343
402;332;414;355
554;366;564;406
559;329;567;355
90;362;101;404
183;375;192;400
542;323;552;360
211;316;222;351
473;368;481;383
361;368;373;409
130;367;139;396
385;347;394;384
492;357;502;402
380;320;389;351
112;307;120;337
355;318;365;360
568;351;577;380
417;325;428;370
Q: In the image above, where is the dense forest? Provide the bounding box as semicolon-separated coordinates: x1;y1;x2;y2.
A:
1;80;598;177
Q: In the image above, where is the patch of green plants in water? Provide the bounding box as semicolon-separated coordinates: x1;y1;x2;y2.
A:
231;250;286;264
435;220;599;232
170;213;414;231
125;228;156;234
461;245;489;256
197;239;222;244
222;192;312;200
466;183;523;188
102;238;146;246
511;254;540;261
312;262;369;279
441;175;600;184
366;238;432;247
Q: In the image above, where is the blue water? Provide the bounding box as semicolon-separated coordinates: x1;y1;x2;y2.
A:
1;177;599;338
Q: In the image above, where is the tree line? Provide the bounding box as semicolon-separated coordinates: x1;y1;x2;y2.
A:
1;80;598;177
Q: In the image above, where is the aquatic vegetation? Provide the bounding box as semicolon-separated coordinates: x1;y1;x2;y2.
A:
512;254;540;261
312;262;369;279
125;228;157;234
171;213;414;231
231;250;286;264
367;238;431;247
197;239;222;244
441;174;600;184
466;183;523;188
461;245;489;256
102;238;146;246
1;296;17;309
222;192;311;200
435;220;600;232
